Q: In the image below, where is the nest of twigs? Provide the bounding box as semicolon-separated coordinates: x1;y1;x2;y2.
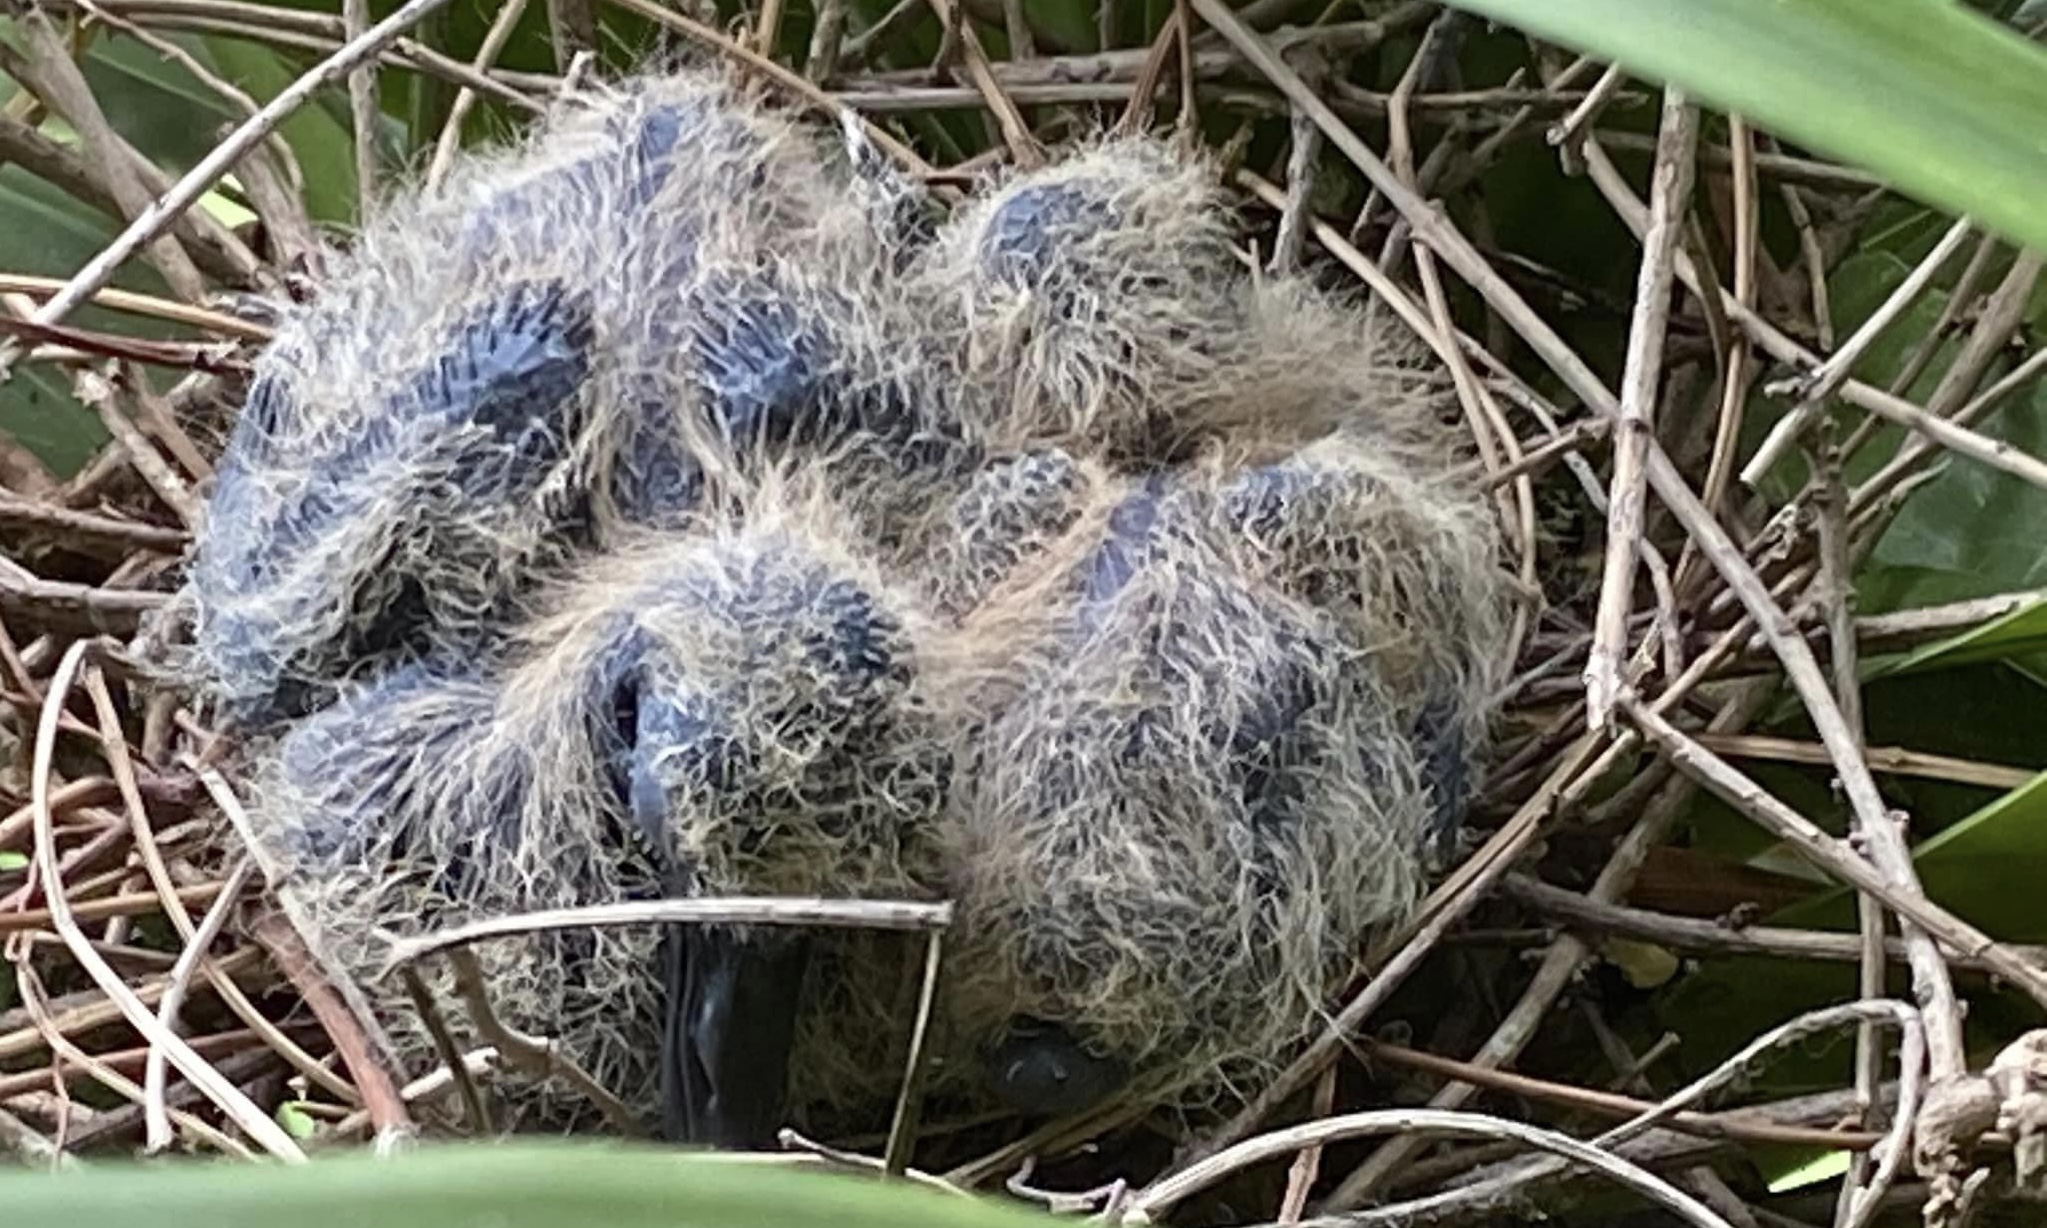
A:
3;3;2046;1227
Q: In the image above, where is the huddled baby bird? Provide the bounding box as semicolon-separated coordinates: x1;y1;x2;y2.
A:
174;63;1512;1146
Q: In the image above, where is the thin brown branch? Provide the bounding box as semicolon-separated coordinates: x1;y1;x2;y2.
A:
1502;875;2047;976
1585;88;1697;726
425;0;531;189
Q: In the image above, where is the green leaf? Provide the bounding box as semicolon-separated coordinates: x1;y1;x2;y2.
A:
0;850;29;871
1436;0;2047;256
1768;1150;1851;1194
200;38;359;225
0;1141;1058;1228
275;1100;319;1141
1859;376;2047;615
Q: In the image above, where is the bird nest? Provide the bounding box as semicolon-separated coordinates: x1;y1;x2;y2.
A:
2;8;2045;1228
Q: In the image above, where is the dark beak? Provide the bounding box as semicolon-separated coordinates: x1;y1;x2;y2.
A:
618;676;811;1148
655;923;811;1148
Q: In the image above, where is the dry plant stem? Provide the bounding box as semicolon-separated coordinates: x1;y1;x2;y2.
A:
543;0;592;63
1743;217;1974;487
0;275;268;340
249;911;413;1137
1413;248;1535;657
1585;87;1697;728
1877;234;1998;410
124;366;213;482
0;492;186;555
1270;105;1321;276
1126;1109;1734;1228
24;0;463;333
387;897;952;968
1573;149;2005;1058
143;856;251;1152
1621;696;2047;1006
400;965;492;1132
31;641;305;1160
755;0;785;53
1504;875;2047;974
7;964;256;1158
805;0;849;80
1545;61;1625;150
77;370;201;527
1813;415;1889;1225
1596;1002;1923;1228
55;4;545;111
0;5;205;302
426;0;531;189
1850;252;2047;516
175;760;357;1104
1583;140;2047;510
1356;1038;1881;1151
72;0;306;202
1700;113;1758;521
775;1129;974;1196
443;948;638;1133
1277;1066;1339;1223
1348;1007;1922;1228
838;0;925;74
945;1085;1162;1187
0;883;220;933
884;929;945;1177
1683;734;2028;792
332;1048;497;1135
922;0;1040;165
1478;416;1610;490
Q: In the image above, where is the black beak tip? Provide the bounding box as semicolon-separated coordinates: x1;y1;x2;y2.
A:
657;925;811;1150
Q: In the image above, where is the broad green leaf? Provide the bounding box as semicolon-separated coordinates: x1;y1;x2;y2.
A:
200;38;360;225
1860;376;2047;614
0;167;184;475
73;32;243;174
1437;0;2047;256
0;1141;1057;1228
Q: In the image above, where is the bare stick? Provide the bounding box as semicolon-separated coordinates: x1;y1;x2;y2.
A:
0;6;204;301
1742;217;1973;487
385;897;954;967
399;966;491;1132
343;0;381;210
1503;875;2047;974
883;930;944;1177
1585;88;1696;727
444;949;637;1132
1545;61;1625;149
426;0;532;189
1699;113;1758;521
143;857;252;1152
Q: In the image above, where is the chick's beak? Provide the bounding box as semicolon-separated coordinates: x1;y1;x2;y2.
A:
655;923;811;1148
631;729;811;1149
